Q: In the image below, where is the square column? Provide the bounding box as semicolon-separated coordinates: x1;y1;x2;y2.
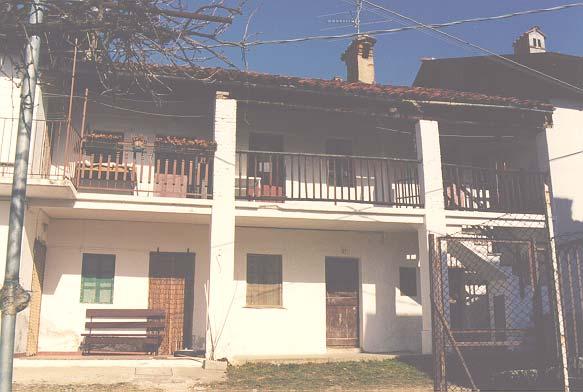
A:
206;91;237;360
415;120;446;354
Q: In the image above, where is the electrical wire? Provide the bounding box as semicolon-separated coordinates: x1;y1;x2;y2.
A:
328;2;583;32
233;3;583;47
42;92;207;118
359;0;583;96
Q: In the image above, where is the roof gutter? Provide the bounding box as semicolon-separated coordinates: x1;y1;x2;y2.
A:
406;99;554;114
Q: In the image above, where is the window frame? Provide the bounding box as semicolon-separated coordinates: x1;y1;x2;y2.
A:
80;253;116;304
245;253;283;308
399;266;418;297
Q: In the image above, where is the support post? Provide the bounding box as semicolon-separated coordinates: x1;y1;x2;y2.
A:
206;91;237;360
0;1;44;390
544;183;571;392
415;119;446;355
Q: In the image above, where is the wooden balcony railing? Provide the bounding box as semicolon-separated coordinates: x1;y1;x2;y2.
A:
236;151;422;207
442;164;547;214
74;142;213;199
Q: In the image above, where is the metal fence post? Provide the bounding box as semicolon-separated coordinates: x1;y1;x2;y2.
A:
544;183;571;392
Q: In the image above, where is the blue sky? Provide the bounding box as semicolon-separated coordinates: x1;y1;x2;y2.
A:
218;0;583;86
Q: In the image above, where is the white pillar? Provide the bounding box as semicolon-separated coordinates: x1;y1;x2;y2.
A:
206;91;237;360
415;119;446;354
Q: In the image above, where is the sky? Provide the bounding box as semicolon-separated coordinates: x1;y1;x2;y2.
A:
217;0;583;86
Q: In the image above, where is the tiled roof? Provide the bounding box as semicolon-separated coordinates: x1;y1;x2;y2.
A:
147;64;554;111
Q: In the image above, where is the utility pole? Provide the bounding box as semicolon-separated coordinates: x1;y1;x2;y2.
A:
0;0;44;390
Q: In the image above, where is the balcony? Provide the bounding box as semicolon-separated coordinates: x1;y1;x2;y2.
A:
442;164;547;214
0;120;214;200
235;151;422;207
0;119;81;181
74;135;214;199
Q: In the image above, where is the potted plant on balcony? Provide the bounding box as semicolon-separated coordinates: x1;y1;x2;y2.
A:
155;135;217;153
131;135;147;152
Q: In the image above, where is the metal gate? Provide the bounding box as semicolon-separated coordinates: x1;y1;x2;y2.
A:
430;233;568;391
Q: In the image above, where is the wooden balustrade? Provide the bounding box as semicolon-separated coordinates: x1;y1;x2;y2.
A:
75;142;213;198
442;164;547;214
236;150;422;207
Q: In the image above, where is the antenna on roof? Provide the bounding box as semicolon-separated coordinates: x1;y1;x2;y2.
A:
319;0;366;34
355;0;363;34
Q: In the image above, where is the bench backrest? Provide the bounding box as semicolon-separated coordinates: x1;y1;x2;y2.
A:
85;309;166;332
86;309;165;319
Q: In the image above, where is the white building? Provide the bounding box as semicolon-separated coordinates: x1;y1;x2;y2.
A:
415;26;583;237
0;36;555;360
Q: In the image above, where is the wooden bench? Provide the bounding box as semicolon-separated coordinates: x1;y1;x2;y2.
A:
81;309;165;355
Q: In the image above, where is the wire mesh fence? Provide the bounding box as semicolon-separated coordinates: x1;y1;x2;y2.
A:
557;237;583;390
430;218;569;391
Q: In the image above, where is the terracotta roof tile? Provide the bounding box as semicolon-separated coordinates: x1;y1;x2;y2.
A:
146;64;554;111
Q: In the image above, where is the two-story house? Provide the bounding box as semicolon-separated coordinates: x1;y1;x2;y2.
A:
415;26;583;238
0;35;555;361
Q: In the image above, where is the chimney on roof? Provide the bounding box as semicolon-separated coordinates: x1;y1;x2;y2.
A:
341;35;377;84
513;26;547;55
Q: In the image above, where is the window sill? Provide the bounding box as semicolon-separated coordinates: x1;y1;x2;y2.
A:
243;305;286;310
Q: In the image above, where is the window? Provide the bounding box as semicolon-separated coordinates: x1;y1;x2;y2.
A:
246;254;282;307
80;253;115;304
399;267;417;297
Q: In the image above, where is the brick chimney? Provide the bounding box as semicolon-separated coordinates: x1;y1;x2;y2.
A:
341;35;377;84
513;26;547;55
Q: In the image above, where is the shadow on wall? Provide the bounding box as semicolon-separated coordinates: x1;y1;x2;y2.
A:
553;198;583;239
363;248;422;354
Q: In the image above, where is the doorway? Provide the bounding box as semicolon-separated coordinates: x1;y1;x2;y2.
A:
325;257;360;347
326;139;355;187
148;252;195;355
248;133;285;198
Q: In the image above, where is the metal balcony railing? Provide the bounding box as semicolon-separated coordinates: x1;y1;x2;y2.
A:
236;150;422;207
442;163;547;214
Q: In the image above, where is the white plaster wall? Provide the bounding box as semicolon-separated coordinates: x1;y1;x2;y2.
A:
0;56;47;172
38;219;210;352
545;101;583;235
221;227;421;358
0;56;21;164
86;101;212;141
0;202;49;353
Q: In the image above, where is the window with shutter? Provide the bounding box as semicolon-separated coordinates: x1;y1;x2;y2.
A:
80;253;115;304
246;254;282;307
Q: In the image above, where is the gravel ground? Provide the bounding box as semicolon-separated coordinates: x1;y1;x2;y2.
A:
13;385;163;392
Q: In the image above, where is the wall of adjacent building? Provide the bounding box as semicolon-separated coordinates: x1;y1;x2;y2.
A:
543;100;583;235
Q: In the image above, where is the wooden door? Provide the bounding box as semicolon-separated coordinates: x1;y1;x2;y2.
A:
325;257;359;347
26;239;47;356
148;252;195;355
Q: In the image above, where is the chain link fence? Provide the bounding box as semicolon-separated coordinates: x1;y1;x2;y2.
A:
430;215;570;391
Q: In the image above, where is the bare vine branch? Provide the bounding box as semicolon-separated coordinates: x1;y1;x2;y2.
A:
0;0;246;95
